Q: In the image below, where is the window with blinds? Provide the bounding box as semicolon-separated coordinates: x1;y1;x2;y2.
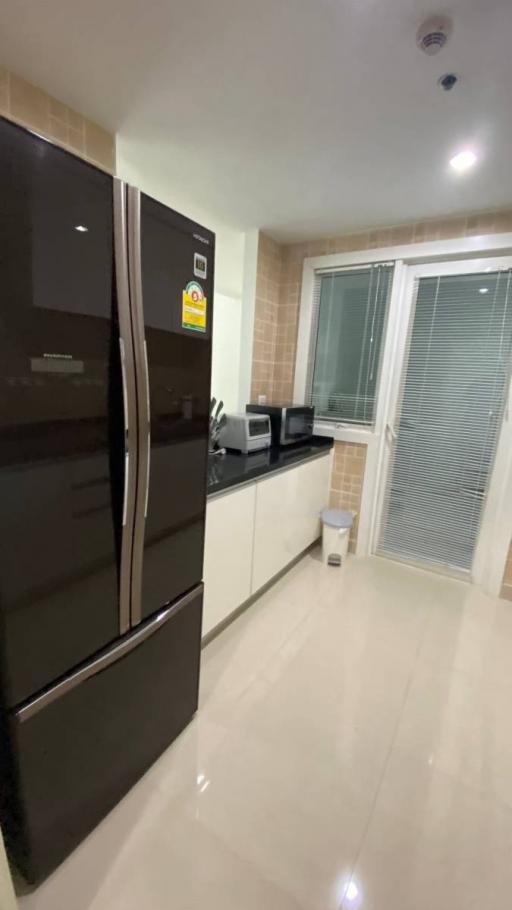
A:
306;264;394;425
378;269;512;572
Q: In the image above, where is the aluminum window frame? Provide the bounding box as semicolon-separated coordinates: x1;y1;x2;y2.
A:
304;262;395;430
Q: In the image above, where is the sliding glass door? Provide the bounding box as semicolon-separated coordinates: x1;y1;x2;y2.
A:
377;260;512;574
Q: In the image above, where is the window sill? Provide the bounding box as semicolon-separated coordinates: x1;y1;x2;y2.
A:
314;420;377;445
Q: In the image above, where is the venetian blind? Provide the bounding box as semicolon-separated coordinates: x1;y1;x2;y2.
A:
378;269;512;571
307;264;394;425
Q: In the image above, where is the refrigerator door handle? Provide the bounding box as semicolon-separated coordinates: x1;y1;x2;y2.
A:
127;185;151;626
113;179;138;636
119;337;130;527
15;584;203;724
119;337;129;435
143;339;151;519
143;339;151;415
144;434;151;518
122;452;130;527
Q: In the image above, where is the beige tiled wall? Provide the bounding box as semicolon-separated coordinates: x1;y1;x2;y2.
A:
0;66;115;172
250;233;283;402
501;543;512;601
273;244;303;404
253;208;512;407
329;443;367;552
252;208;512;552
249;234;303;406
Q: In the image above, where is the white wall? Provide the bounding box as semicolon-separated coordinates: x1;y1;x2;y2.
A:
210;293;241;413
116;136;250;413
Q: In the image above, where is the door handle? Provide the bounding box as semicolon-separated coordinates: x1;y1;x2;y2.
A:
119;336;130;527
119;337;128;436
386;423;398;443
122;452;130;526
144;434;150;518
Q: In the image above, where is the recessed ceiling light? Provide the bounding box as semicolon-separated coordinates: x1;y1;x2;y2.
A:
342;880;361;905
479;287;489;294
74;224;88;232
450;150;478;172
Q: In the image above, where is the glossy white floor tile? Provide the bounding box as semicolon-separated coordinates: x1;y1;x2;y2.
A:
343;749;512;910
18;553;512;910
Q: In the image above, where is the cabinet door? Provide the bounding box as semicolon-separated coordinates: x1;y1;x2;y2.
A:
0;117;121;707
294;454;332;552
202;485;256;636
252;455;330;593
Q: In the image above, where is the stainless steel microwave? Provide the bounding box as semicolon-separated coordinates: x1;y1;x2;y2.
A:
220;413;272;453
246;405;314;446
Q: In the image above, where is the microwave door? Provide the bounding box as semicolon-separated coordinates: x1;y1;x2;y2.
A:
285;410;312;442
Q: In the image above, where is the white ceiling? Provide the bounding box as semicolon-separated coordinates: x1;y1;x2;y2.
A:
1;0;511;241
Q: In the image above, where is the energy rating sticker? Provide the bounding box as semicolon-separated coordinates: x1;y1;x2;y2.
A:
182;281;207;332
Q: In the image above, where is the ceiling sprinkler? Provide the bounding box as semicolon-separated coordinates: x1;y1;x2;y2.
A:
438;72;458;91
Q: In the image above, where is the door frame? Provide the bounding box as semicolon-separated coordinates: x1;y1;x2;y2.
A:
294;231;512;594
370;255;512;592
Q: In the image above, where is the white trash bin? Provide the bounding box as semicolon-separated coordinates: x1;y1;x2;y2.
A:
321;509;354;567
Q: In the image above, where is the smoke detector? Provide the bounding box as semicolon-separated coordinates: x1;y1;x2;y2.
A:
416;15;453;55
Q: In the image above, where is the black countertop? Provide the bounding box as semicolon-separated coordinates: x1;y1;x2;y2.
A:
207;436;333;496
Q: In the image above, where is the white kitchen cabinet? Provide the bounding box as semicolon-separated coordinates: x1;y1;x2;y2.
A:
251;454;330;593
202;483;256;636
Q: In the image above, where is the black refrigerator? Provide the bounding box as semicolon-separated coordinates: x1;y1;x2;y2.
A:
0;116;214;883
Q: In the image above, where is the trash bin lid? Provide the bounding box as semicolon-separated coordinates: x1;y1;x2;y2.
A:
321;508;353;529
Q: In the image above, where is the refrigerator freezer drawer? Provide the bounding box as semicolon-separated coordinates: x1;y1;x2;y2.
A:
4;585;203;884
